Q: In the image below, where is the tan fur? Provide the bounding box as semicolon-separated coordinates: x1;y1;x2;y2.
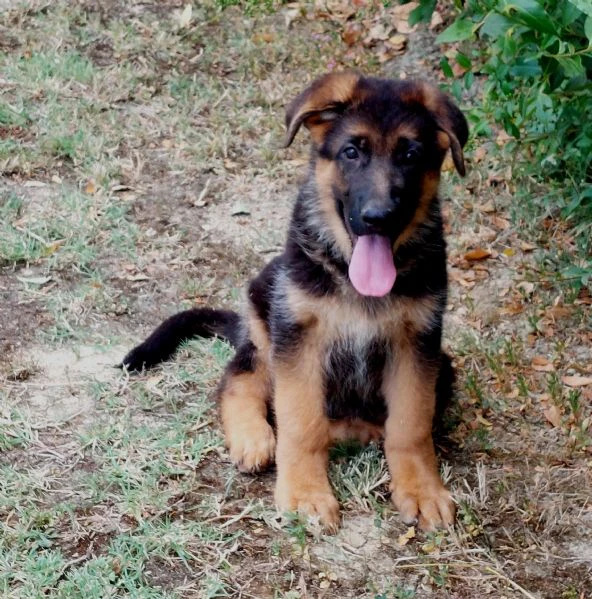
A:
285;71;361;147
437;130;450;151
246;304;271;364
382;342;455;530
220;310;274;473
329;419;383;444
387;122;420;149
285;280;439;343
279;281;450;529
394;171;441;251
273;332;340;530
315;158;354;258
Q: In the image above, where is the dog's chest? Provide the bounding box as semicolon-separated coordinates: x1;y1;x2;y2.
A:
323;334;389;425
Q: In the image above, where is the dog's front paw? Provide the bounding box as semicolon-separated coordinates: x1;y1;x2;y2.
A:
227;421;276;473
275;481;340;532
391;480;455;531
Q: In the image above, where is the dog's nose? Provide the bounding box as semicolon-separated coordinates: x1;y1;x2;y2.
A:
361;205;395;227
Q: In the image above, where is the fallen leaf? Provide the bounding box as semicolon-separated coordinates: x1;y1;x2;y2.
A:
532;356;555;372
397;526;416;546
473;146;488;164
491;215;511;230
253;32;275;43
284;7;301;28
502;248;515;257
520;241;537;252
43;240;65;256
146;375;164;397
464;248;491;261
517;281;535;296
500;302;524;315
124;273;150;282
391;2;418;33
480;199;495;212
546;305;572;319
544;405;562;428
475;412;493;427
16;275;52;286
364;22;392;45
23;180;47;188
231;203;250;216
429;10;444;30
562;375;592;388
387;33;407;51
441;152;455;171
342;22;363;46
178;3;192;28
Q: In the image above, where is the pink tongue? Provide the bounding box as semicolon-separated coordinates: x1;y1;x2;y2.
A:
348;235;397;297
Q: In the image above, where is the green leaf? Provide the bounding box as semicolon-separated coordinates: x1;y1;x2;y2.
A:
563;187;592;216
440;56;453;78
500;0;557;35
464;70;475;90
409;0;437;26
585;15;592;41
436;18;475;43
567;0;592;17
456;52;472;69
509;59;542;77
480;13;514;38
555;55;585;78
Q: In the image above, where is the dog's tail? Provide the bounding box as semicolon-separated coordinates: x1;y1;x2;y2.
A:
120;308;241;371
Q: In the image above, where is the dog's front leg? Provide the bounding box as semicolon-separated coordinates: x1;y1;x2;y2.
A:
383;345;455;530
272;345;339;531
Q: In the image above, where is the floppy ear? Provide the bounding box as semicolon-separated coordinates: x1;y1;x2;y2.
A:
284;71;361;147
401;82;469;176
434;93;469;176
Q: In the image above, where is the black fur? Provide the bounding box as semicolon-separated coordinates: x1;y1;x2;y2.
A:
121;308;241;371
324;338;389;424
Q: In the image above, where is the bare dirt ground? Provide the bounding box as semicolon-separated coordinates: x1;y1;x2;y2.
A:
1;1;591;598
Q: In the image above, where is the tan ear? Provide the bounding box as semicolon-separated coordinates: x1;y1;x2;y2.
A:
284;71;361;147
400;81;469;176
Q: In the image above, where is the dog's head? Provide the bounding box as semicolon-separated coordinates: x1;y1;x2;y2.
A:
285;72;468;297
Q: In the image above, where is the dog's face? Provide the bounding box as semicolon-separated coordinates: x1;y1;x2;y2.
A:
285;73;468;297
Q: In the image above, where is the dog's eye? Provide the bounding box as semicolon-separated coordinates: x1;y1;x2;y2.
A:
404;148;421;162
343;146;359;160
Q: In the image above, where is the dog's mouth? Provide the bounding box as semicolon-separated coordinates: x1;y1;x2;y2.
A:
337;200;397;297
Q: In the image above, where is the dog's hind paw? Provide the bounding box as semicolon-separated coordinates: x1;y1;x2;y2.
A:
228;421;276;473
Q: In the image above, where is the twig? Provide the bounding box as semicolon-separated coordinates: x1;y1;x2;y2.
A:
484;566;538;599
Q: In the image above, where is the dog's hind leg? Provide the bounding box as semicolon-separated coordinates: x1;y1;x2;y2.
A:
219;341;276;472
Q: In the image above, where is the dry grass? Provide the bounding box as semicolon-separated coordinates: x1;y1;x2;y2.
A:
1;1;591;597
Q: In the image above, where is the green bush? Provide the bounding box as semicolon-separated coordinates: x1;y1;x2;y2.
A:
418;0;591;261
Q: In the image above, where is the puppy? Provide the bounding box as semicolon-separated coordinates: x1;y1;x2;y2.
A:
123;72;468;531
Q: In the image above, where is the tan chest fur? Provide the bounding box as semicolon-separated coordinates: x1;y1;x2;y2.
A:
285;282;439;352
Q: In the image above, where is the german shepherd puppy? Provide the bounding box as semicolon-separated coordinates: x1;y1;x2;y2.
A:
122;72;468;531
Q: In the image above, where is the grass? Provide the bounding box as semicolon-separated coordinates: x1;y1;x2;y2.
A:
1;1;591;597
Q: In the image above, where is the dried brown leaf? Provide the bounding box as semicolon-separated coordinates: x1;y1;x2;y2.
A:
562;375;592;388
544;405;562;428
397;526;416;546
532;356;555;372
464;248;491;261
